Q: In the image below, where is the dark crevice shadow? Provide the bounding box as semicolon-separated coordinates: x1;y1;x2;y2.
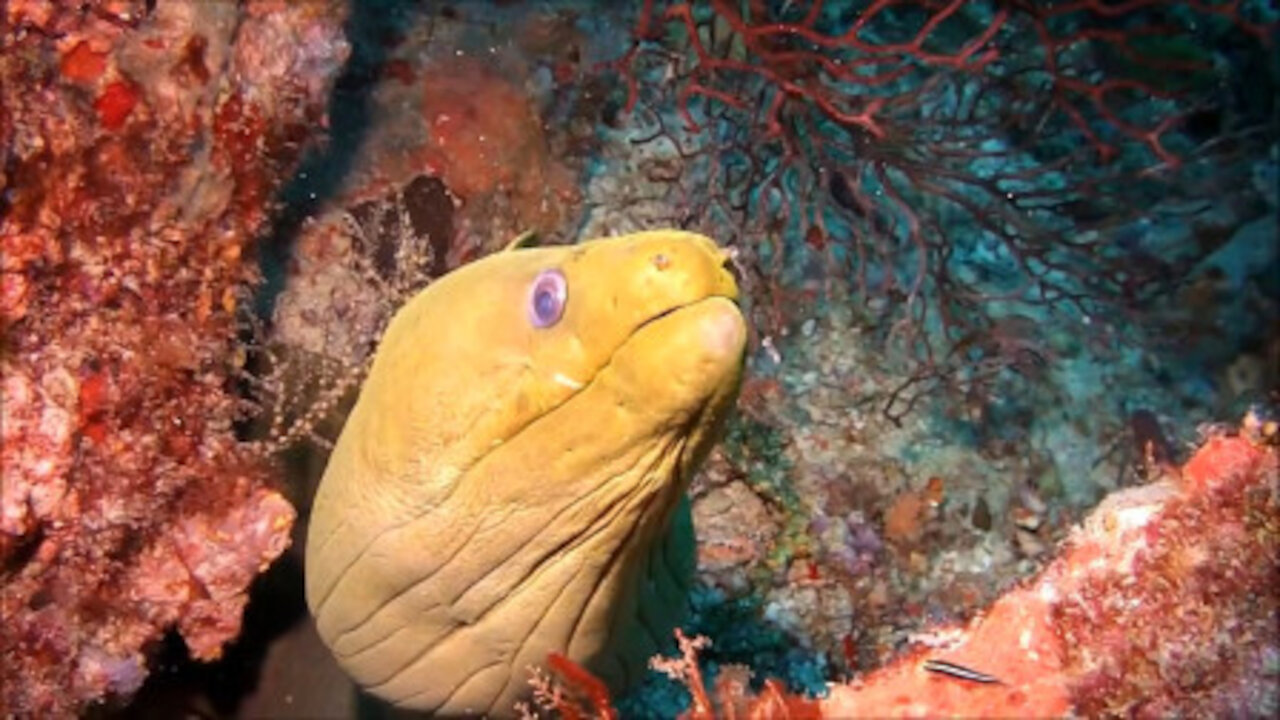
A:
254;0;429;323
101;549;308;719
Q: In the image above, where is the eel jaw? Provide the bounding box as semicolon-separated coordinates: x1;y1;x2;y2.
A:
544;291;742;404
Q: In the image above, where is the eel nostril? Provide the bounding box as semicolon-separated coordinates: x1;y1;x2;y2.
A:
721;247;743;285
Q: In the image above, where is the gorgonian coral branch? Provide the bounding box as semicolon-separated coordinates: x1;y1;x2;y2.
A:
610;0;1274;420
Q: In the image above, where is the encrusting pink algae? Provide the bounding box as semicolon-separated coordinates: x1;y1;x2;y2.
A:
2;1;348;714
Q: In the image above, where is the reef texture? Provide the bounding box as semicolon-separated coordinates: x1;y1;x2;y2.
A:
1;1;348;715
821;418;1280;717
540;417;1279;718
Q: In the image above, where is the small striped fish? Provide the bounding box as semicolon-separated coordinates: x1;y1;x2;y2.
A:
922;659;1003;684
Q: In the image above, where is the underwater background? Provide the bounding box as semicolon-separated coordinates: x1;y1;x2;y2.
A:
1;0;1277;717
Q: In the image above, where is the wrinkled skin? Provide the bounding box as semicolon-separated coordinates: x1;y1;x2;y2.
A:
306;230;746;716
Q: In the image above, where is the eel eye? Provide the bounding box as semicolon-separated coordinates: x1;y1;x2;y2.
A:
528;269;567;328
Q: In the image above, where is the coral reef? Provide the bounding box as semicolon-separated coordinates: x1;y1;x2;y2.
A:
604;0;1277;406
421;56;579;230
1;1;348;714
820;416;1280;717
535;416;1279;718
584;2;1278;697
2;2;1265;717
680;322;1073;680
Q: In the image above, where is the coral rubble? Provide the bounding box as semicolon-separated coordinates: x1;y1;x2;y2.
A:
1;1;348;715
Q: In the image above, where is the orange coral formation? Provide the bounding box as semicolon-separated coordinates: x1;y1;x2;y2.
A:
881;489;929;546
821;577;1072;717
421;57;577;231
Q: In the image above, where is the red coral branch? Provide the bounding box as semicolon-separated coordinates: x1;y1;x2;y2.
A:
1014;0;1273;168
650;629;715;718
620;0;1007;139
609;0;1274;421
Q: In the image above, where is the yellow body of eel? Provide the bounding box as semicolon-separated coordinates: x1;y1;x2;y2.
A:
305;230;746;716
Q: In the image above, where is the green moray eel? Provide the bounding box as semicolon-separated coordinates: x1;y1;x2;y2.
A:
305;230;746;716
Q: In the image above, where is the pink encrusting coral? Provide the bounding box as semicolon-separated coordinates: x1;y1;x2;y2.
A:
1;0;349;715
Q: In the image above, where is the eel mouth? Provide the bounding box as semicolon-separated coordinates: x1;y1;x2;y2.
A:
623;292;744;355
555;293;743;396
632;297;698;334
628;292;741;349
